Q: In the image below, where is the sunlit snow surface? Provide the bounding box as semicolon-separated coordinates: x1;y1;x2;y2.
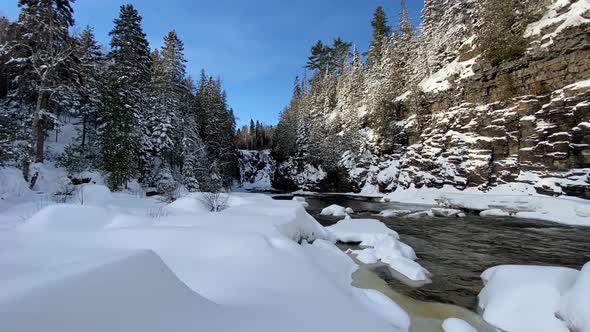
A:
479;263;590;332
0;186;411;332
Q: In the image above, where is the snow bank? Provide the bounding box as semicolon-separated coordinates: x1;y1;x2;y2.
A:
442;318;479;332
0;167;29;199
321;204;354;217
18;205;117;232
558;262;590;332
478;265;580;332
292;196;310;207
0;250;225;332
1;192;410;332
328;219;430;281
384;184;590;226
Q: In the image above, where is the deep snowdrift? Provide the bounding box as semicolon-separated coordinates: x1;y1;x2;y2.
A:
0;187;411;332
479;263;590;332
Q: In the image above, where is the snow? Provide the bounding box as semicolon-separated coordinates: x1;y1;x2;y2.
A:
384;184;590;226
321;204;354;217
0;167;29;199
419;57;477;93
442;318;479;332
525;0;590;47
478;265;580;332
479;209;510;217
327;219;430;281
558;262;590;332
0;183;412;332
239;150;274;191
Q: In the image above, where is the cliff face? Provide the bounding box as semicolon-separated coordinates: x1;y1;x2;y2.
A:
273;0;590;198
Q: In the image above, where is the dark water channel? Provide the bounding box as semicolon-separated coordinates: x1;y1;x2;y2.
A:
277;194;590;312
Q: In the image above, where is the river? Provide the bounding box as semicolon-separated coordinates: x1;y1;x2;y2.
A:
274;193;590;331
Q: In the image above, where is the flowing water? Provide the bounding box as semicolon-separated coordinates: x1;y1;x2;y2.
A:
274;193;590;331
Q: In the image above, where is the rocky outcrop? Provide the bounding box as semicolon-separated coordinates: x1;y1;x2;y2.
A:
238;150;274;191
273;0;590;198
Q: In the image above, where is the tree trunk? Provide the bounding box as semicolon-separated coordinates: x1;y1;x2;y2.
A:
81;114;87;151
33;89;46;163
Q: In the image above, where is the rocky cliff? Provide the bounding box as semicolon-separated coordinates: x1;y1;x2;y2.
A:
273;0;590;198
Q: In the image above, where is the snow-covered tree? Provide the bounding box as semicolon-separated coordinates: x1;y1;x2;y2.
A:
5;0;78;162
100;4;151;189
368;6;392;65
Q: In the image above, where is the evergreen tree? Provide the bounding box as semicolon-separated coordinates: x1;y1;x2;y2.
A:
76;26;104;153
101;4;151;188
479;0;527;64
368;6;391;64
197;72;238;189
99;78;135;189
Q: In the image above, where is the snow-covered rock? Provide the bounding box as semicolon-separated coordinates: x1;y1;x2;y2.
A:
321;204;354;217
479;265;580;332
558;262;590;332
430;208;464;218
327;219;430;281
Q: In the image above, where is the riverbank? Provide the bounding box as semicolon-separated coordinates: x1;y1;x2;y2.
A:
290;182;590;226
0;186;418;332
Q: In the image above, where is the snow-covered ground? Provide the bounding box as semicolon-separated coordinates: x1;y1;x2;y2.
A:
0;170;416;332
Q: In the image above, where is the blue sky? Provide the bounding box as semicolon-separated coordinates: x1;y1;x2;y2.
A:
0;0;423;126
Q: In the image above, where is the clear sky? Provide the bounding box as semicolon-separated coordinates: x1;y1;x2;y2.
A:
0;0;423;126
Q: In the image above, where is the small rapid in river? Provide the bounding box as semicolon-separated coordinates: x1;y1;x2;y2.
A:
274;193;590;331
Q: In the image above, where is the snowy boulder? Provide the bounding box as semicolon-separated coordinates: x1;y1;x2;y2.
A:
479;265;579;332
321;204;354;217
442;318;478;332
327;219;399;242
406;208;465;218
431;208;464;218
480;209;510;217
328;219;430;281
558;262;590;332
379;209;412;217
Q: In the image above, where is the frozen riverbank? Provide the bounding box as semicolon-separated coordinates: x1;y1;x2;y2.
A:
0;182;416;332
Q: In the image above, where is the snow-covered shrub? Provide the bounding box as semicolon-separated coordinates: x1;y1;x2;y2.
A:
199;192;228;212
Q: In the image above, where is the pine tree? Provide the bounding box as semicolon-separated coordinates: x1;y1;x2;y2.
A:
101;4;151;189
368;6;391;64
197;72;238;189
178;79;208;192
76;26;104;153
99;78;135;189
